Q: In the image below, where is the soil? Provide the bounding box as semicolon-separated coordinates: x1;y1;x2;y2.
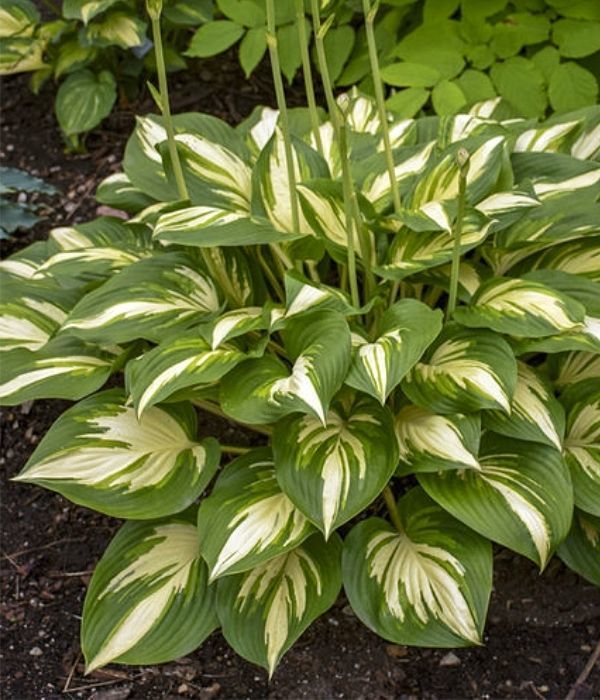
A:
1;53;600;700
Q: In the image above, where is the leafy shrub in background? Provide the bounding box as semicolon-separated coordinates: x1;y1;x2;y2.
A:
2;0;600;680
0;166;57;239
0;0;211;147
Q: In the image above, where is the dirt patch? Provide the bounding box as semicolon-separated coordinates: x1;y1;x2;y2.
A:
1;54;599;700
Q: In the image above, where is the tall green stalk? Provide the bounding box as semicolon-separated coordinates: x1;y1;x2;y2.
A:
147;0;188;201
447;148;470;320
363;0;401;214
295;0;323;156
265;0;300;236
338;116;360;308
310;1;338;126
383;485;404;534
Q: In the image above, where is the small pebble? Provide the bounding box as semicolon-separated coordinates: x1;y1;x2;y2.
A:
29;646;43;656
439;652;461;667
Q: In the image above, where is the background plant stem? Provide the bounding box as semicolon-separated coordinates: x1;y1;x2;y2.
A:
295;0;323;156
382;485;404;533
447;150;470;319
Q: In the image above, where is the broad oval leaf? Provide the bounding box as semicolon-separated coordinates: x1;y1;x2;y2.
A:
0;337;113;405
557;509;600;587
402;326;517;414
216;533;342;677
396;406;481;474
55;69;116;137
483;362;565;450
221;311;351;425
14;390;220;519
345;300;443;404
197;448;314;580
273;395;399;538
342;487;492;647
454;276;586;338
63;253;221;344
419;435;573;568
562;380;600;516
126;334;251;417
82;512;217;673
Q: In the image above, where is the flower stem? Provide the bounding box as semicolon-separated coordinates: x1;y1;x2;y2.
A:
363;0;400;214
382;485;404;534
338;116;361;308
149;10;188;201
446;148;470;320
266;0;300;236
221;444;250;455
295;0;323;156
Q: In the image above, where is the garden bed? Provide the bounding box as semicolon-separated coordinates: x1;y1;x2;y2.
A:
1;67;599;700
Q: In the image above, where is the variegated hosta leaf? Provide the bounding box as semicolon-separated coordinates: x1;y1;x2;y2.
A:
345;300;442;404
512;152;600;202
454;276;586;338
0;241;48;282
82;513;217;672
551;352;600;391
96;172;155;214
376;210;494;281
197;448;314;580
126;334;253;417
414;260;487;304
14;390;220;519
201;246;261;307
474;190;540;228
63;253;221;344
256;127;328;235
409;136;506;209
402;326;517;415
362;141;436;213
283;270;363;320
514;239;600;283
35;217;153;283
153;205;288;247
0;337;114;405
557;510;600;587
297;180;362;263
562;380;600;516
514;120;580;154
343;90;380;135
311;121;340;179
0;284;79;352
173;131;252;212
273;395;398;538
419;436;573;569
395;407;480;475
206;307;268;350
221;311;351;425
342;488;492;647
216;533;342;677
483;362;565;451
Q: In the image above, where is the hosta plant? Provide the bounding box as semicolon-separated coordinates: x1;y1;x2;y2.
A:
2;1;600;678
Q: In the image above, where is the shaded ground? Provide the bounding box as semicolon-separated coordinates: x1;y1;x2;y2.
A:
1;57;600;700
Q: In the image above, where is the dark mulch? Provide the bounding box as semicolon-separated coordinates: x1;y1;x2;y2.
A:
1;56;599;700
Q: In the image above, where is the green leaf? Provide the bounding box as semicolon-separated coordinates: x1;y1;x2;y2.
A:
55;69;116;137
431;80;467;115
423;0;460;22
385;88;430;118
0;0;39;37
205;306;267;349
96;172;155;214
552;19;600;58
82;512;217;672
380;62;442;88
420;436;573;569
557;510;600;586
552;352;600;391
396;407;481;474
456;70;496;105
216;533;342;677
126;334;251;416
562;380;600;516
197;448;314;579
14;389;220;519
217;0;265;27
221;310;351;425
490;57;547;118
402;326;517;414
484;362;565;450
454;276;586;338
54;39;95;78
63;253;221;344
185;20;245;58
531;46;560;84
324;25;354;84
0;166;55;195
276;22;303;84
273;394;398;538
283;270;362;320
342;488;492;647
345;300;442;404
239;26;266;77
549;63;599;114
0;337;113;405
